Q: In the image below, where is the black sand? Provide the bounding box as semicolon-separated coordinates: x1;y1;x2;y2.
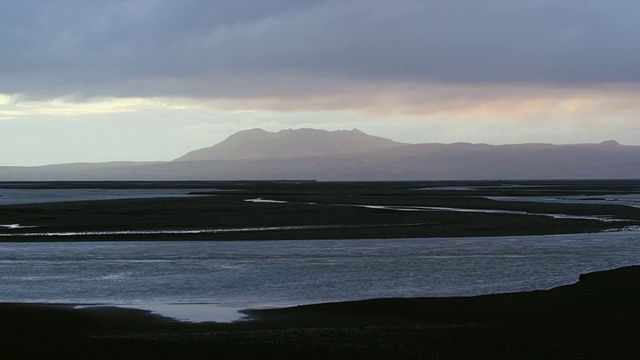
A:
1;180;639;241
2;266;640;359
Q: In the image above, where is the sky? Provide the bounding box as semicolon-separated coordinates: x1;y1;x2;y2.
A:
2;0;640;166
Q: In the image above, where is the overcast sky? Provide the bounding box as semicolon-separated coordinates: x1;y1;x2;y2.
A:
2;0;640;165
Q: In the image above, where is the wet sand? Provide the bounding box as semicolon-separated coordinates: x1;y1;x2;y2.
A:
1;180;639;241
2;265;640;359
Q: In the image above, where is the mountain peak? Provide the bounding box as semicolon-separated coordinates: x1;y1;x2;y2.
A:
174;128;406;161
600;140;621;146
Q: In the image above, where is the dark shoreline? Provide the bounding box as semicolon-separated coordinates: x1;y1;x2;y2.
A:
3;265;640;359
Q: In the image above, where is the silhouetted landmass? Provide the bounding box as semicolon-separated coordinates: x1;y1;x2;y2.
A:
175;128;406;161
2;265;640;359
1;129;640;180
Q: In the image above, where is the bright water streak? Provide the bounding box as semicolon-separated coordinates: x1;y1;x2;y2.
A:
1;232;639;321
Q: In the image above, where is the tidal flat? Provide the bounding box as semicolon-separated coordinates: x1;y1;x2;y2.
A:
1;180;640;241
2;180;640;359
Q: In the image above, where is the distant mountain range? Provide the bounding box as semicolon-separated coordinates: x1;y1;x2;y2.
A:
1;128;640;180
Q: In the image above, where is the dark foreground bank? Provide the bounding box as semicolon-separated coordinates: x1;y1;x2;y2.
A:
2;265;640;360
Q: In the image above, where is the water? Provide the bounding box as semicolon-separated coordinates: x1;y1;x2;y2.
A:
0;188;207;205
0;225;347;238
357;204;627;222
1;232;639;322
489;194;640;208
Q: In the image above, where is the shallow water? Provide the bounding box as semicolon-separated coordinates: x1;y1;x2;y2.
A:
0;188;204;205
357;204;626;222
1;231;639;322
488;194;640;208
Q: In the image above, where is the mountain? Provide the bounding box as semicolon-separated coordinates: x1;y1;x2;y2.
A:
1;129;640;180
174;128;406;161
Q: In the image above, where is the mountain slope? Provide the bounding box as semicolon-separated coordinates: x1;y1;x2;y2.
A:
141;140;640;180
1;129;640;181
174;128;406;161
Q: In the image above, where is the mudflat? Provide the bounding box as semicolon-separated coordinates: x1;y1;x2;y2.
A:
1;180;639;241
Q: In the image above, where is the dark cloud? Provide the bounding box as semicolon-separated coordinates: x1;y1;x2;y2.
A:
2;0;640;100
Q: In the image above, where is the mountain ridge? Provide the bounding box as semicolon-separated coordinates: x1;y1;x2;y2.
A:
1;129;639;180
174;128;406;161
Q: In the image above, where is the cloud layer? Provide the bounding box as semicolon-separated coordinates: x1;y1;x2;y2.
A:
2;0;640;103
3;1;640;166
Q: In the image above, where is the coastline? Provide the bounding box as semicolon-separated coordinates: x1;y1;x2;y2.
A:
3;265;640;359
